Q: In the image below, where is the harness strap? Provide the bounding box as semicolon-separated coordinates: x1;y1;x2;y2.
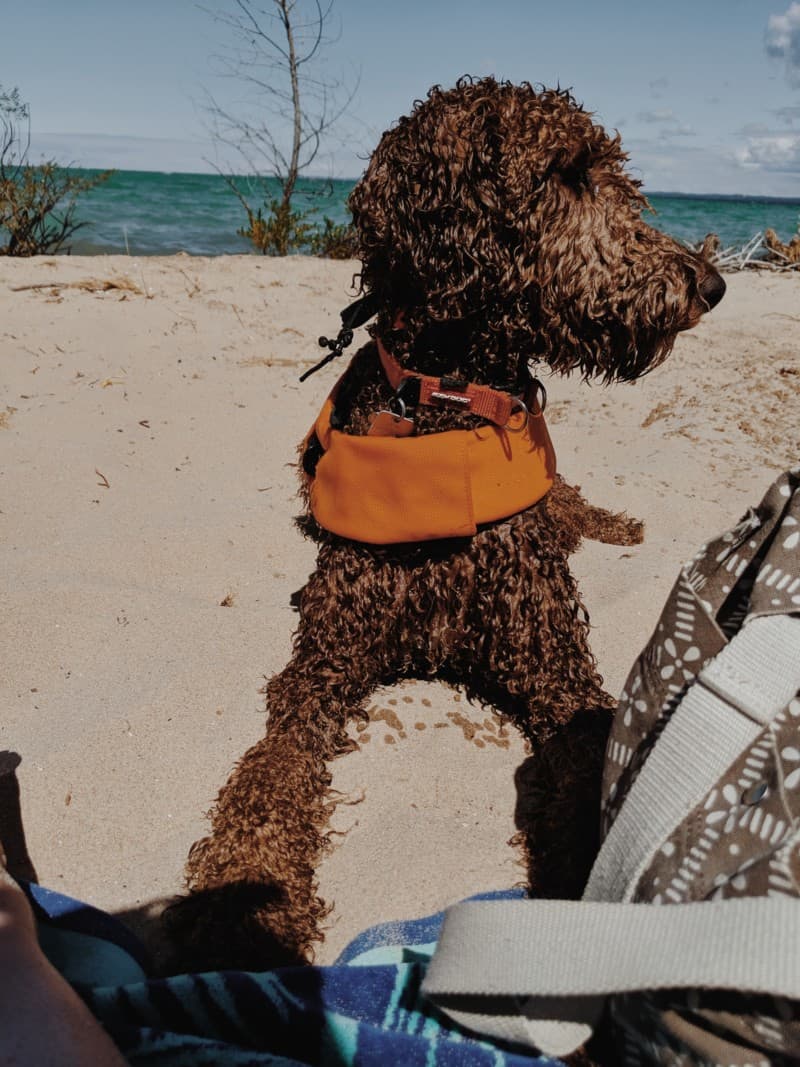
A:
376;337;523;428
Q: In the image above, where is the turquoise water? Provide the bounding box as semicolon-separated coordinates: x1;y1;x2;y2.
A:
647;193;800;250
51;169;800;256
65;172;356;255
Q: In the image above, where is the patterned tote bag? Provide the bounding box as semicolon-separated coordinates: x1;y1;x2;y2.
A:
424;468;800;1066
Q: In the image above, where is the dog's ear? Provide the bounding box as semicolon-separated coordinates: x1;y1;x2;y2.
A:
502;92;617;197
529;143;594;197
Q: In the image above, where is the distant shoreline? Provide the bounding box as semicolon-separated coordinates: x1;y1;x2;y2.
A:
54;167;800;205
646;190;800;205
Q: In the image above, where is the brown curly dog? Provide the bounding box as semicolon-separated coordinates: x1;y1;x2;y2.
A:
168;77;724;970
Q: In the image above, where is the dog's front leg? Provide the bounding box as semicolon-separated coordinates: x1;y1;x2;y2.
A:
169;554;394;971
456;532;616;902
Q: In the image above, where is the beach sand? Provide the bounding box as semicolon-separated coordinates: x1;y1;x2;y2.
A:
1;255;798;964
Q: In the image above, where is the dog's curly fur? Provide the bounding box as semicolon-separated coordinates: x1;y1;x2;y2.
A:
168;77;723;972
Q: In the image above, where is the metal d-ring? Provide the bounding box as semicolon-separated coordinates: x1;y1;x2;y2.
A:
505;396;529;433
388;395;407;421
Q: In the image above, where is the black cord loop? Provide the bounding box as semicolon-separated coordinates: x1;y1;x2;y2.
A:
299;293;381;383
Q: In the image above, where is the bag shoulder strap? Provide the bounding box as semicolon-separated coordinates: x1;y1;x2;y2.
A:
423;614;800;1057
422;896;800;1057
586;614;800;903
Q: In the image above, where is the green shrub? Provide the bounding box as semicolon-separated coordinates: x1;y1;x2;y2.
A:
238;198;358;259
238;198;316;256
308;217;358;259
1;86;113;256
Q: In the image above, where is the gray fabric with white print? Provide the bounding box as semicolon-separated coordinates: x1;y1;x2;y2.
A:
601;467;800;1065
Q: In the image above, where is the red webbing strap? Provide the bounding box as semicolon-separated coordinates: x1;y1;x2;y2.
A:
376;337;516;428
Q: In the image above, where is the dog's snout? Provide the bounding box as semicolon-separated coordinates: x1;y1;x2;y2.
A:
698;270;726;310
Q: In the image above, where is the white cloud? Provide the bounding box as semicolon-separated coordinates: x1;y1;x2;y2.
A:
735;132;800;170
766;3;800;86
625;136;800;196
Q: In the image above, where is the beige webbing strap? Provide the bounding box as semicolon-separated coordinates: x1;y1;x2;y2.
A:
423;897;800;1057
585;614;800;903
423;614;800;1057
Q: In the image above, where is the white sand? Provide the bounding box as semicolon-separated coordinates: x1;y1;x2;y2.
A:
1;255;797;962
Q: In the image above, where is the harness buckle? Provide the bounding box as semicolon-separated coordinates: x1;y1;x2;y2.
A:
439;375;469;393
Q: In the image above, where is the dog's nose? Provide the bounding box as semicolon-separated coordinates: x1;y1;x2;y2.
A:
698;270;726;310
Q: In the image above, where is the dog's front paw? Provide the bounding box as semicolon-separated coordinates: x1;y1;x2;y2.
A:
590;510;644;546
164;880;323;972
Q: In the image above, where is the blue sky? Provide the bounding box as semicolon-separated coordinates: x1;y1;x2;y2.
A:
4;0;800;196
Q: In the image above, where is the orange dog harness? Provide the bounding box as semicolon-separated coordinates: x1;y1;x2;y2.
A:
375;337;525;429
303;354;556;545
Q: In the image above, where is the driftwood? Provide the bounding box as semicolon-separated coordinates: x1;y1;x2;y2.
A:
690;230;800;272
9;276;143;294
765;228;800;265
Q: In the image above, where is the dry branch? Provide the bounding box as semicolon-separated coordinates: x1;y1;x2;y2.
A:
690;230;800;273
765;227;800;265
10;276;144;294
